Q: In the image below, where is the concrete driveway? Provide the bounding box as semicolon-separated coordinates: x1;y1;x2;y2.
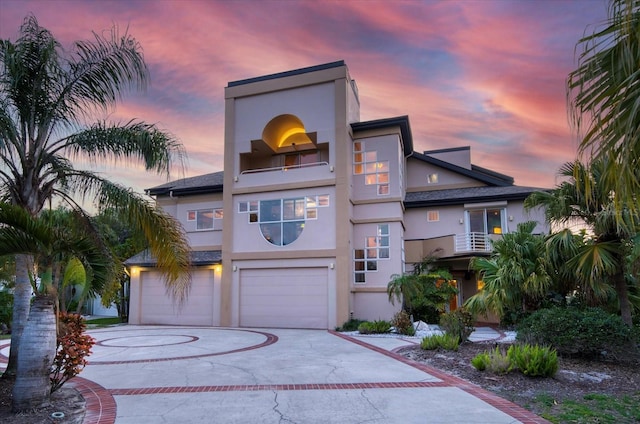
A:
66;326;546;424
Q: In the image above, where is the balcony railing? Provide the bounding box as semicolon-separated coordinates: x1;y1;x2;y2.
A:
240;161;329;175
454;232;492;253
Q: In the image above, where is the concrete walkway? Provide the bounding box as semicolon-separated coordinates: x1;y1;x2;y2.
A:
24;325;545;424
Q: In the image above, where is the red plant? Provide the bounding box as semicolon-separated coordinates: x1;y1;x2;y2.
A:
50;312;95;393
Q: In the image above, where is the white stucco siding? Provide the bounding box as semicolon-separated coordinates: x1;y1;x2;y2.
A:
352;292;399;322
405;158;484;192
138;269;218;326
404;205;464;240
239;267;329;329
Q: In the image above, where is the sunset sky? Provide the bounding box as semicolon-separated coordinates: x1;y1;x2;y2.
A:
0;0;609;194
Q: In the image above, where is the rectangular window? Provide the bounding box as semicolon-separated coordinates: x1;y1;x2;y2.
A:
196;210;214;230
428;173;439;184
187;211;196;221
214;209;223;219
427;211;440;222
466;208;506;234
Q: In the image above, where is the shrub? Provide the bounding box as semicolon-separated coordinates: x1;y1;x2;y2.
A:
420;333;459;351
357;319;391;335
392;310;415;336
336;319;366;332
517;307;633;360
471;352;490;371
439;309;475;342
485;346;513;374
0;290;13;330
51;312;95;393
508;344;558;377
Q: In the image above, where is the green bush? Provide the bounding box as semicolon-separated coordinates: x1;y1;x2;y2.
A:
392;310;415;336
471;352;490;371
485;346;513;374
357;320;391;334
0;290;13;330
336;319;366;332
507;344;558;377
439;309;475;342
517;307;633;360
420;333;460;351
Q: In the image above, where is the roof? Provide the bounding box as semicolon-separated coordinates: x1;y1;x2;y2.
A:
409;151;513;186
404;185;546;208
228;60;346;87
146;171;224;197
124;249;222;267
351;116;413;156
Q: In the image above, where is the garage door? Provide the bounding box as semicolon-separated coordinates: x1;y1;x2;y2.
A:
239;267;328;329
140;269;214;325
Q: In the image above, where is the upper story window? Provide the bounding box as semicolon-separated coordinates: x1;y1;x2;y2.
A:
353;141;390;195
238;195;330;246
466;208;506;235
428;173;438;184
187;209;223;230
284;151;319;168
427;210;440;222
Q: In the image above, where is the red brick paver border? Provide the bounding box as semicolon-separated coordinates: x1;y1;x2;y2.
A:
330;331;549;424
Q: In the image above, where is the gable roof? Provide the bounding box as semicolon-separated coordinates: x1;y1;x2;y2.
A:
146;171;224;197
351;116;413;156
404;185;545;208
409;151;513;186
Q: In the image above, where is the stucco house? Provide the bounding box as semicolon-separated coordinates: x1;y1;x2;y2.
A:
125;61;548;329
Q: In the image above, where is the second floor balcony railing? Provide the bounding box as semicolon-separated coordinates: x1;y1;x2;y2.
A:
454;232;492;253
240;161;329;175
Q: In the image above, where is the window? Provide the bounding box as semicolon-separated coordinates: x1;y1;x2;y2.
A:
353;141;390;195
354;224;390;284
428;173;438;184
237;195;329;246
467;208;506;234
284;151;319;168
427;211;440;222
187;209;222;230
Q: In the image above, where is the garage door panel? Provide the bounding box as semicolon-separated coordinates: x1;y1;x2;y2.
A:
141;269;214;326
239;267;328;329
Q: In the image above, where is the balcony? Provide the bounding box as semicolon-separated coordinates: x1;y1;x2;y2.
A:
454;232;492;253
240;161;328;175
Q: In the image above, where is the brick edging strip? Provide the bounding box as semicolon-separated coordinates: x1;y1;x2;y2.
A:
69;377;117;424
329;330;550;424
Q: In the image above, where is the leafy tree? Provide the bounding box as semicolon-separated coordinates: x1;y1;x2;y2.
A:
0;203;111;410
525;160;640;326
388;252;457;323
0;15;191;409
568;0;640;220
464;221;551;323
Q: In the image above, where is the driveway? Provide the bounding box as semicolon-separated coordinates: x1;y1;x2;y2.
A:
68;326;546;423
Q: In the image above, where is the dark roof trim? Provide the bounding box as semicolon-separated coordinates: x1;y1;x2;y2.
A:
228;61;346;87
125;250;222;267
351;116;413;156
146;172;224;197
404;191;535;208
423;146;470;155
410;151;512;186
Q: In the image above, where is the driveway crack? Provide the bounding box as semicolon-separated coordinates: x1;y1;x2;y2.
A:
272;390;297;423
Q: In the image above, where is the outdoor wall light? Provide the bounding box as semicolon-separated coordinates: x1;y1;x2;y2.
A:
459;218;464;224
329;263;335;269
233;265;238;272
330;166;334;172
509;215;514;221
234;176;238;182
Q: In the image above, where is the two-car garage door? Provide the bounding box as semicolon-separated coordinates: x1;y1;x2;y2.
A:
239;267;328;329
140;269;214;326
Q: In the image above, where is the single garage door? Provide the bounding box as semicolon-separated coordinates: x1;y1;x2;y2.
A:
140;269;214;325
239;267;328;329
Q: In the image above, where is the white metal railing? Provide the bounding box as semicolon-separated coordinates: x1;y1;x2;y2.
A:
240;161;329;175
454;232;492;253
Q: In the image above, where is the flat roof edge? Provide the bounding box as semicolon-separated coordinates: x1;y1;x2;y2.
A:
228;60;346;87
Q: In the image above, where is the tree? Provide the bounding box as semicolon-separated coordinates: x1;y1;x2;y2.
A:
464;221;551;324
0;15;191;409
568;0;640;220
0;203;111;410
525;160;639;326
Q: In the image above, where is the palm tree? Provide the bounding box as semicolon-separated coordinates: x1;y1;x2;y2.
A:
0;203;112;410
0;16;191;385
568;0;640;219
525;160;639;326
464;221;551;323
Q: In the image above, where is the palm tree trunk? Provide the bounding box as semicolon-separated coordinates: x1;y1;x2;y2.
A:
2;254;32;379
11;295;57;412
613;272;633;327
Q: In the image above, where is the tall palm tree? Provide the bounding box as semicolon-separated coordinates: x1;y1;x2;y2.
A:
0;202;112;410
568;0;640;220
525;160;639;326
464;221;551;322
0;15;191;381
